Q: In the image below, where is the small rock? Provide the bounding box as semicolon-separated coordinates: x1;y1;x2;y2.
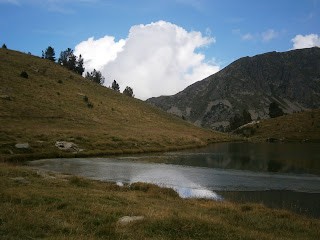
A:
55;141;81;152
11;177;29;184
0;95;13;100
15;143;30;149
118;216;144;224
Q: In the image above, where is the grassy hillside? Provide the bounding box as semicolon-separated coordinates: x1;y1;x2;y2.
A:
0;49;236;161
1;162;319;240
235;109;320;142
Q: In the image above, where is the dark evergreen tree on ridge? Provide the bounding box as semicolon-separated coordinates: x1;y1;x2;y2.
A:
85;69;105;85
58;48;85;75
269;102;284;118
123;86;134;97
2;44;7;49
42;46;56;62
76;54;85;75
112;80;120;92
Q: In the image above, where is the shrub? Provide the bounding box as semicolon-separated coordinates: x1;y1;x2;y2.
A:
20;71;28;78
83;96;88;102
87;103;94;108
57;80;63;84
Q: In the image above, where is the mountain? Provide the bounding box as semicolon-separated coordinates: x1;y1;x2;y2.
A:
0;49;235;161
147;47;320;131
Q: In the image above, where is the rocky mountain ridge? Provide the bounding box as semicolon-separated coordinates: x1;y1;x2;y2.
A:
147;47;320;130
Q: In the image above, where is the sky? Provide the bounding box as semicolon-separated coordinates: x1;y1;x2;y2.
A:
1;0;319;100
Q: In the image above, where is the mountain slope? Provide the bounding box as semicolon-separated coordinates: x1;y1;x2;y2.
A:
0;49;234;161
147;47;320;130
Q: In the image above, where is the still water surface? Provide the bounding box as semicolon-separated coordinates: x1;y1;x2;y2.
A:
27;143;320;218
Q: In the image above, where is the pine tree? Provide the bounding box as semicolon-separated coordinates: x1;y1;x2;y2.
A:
58;48;75;70
242;109;252;124
269;102;284;118
85;69;105;85
112;80;120;92
123;86;134;97
2;44;7;49
44;46;56;61
75;54;85;75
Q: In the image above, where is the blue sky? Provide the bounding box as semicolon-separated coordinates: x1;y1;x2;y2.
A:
1;0;319;99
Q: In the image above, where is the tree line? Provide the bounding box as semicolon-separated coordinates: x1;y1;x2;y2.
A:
41;46;134;97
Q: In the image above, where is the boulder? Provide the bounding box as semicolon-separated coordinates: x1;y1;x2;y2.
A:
15;143;30;149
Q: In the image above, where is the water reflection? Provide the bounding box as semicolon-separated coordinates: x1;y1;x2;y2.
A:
27;142;320;218
163;143;320;175
28;158;223;200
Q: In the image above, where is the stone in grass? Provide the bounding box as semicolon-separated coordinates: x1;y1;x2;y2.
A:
15;143;30;149
118;216;144;225
55;141;83;152
0;95;14;100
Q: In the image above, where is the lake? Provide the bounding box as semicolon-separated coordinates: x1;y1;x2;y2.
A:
27;142;320;218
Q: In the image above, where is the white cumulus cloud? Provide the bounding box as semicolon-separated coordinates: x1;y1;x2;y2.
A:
75;21;219;100
291;34;320;49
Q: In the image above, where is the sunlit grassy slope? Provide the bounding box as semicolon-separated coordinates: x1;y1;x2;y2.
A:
237;109;320;142
0;49;235;161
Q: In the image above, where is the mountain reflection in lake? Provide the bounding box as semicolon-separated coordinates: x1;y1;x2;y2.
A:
162;143;320;175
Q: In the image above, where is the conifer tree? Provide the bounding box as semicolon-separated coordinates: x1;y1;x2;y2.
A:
112;80;120;92
269;102;284;118
123;86;134;97
44;46;56;62
85;69;105;85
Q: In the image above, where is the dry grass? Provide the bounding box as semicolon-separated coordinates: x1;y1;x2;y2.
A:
1;162;320;240
236;109;320;142
0;49;239;161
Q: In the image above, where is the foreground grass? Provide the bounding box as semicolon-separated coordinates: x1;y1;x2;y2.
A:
1;162;319;240
0;49;238;162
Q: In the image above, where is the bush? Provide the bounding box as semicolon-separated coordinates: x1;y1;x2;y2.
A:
20;71;28;78
83;96;88;102
57;80;63;84
87;103;94;108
